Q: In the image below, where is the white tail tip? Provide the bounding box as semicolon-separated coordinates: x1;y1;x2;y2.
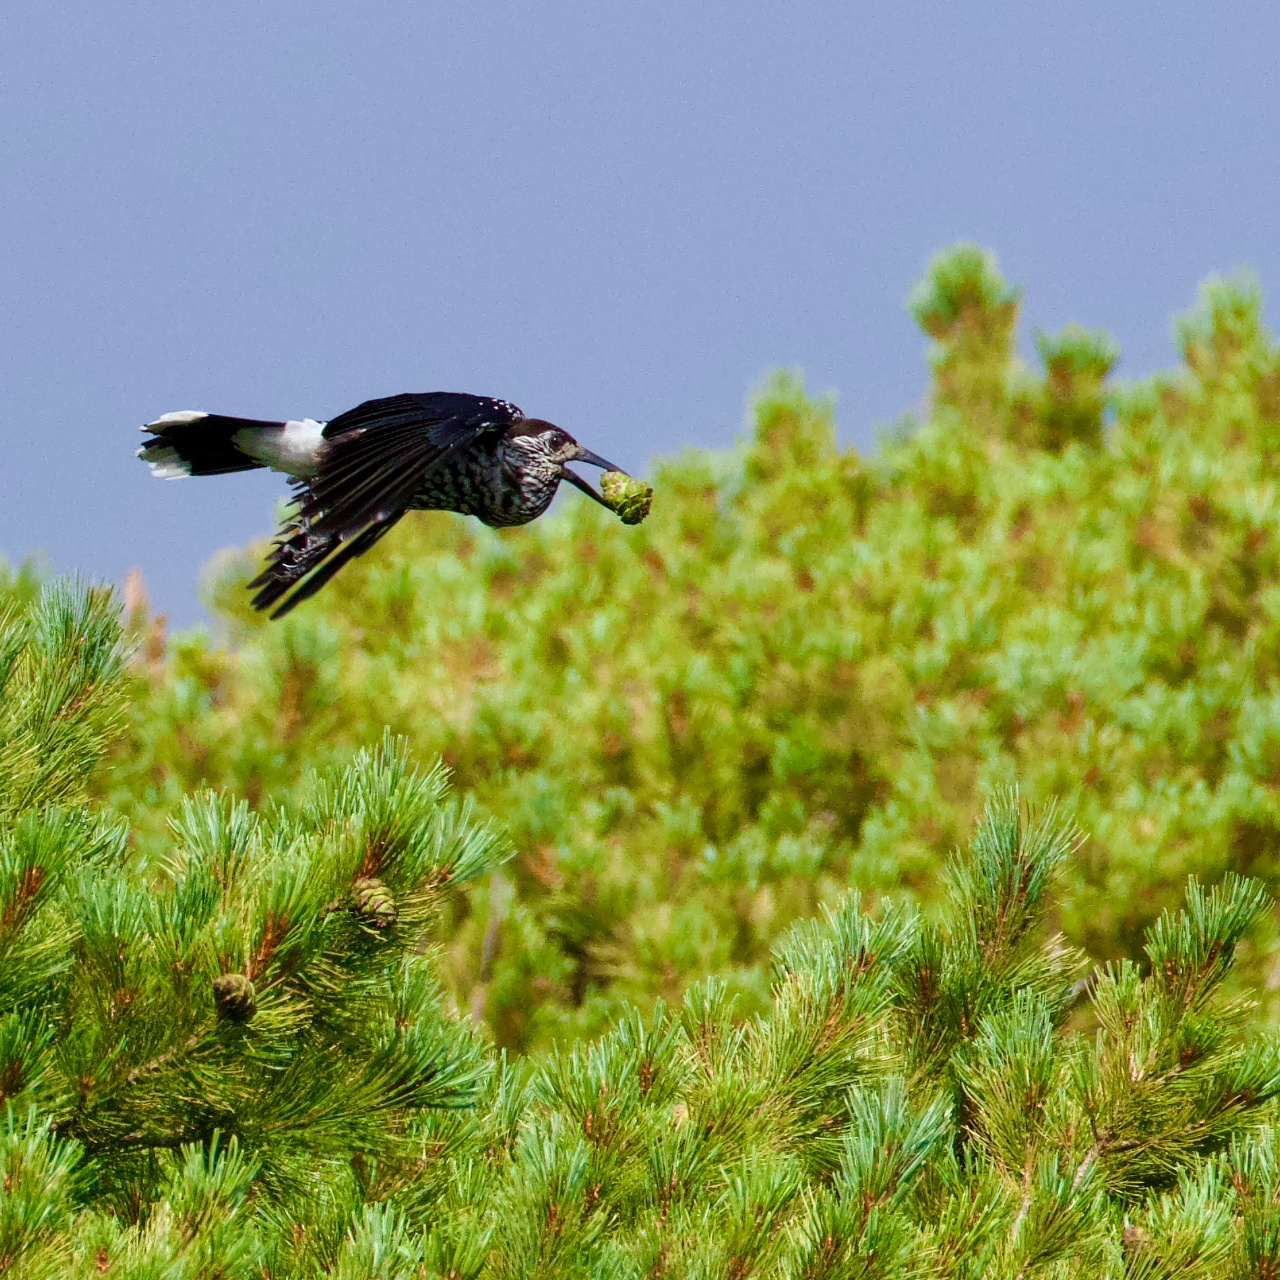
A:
142;410;208;431
136;442;192;479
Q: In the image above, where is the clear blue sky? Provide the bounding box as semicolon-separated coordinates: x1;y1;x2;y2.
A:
2;2;1276;623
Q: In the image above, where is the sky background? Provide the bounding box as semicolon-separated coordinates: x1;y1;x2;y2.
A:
2;2;1277;625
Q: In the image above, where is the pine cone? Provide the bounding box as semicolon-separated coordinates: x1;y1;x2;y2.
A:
212;972;257;1023
351;877;398;929
600;471;653;525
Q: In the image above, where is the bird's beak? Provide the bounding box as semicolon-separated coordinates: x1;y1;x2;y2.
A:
561;446;626;509
574;446;623;473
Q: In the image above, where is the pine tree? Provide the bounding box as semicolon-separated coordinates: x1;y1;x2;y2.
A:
0;580;510;1276
398;791;1280;1277
6;583;1280;1275
100;251;1280;1053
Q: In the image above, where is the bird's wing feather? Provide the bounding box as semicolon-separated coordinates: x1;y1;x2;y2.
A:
245;491;337;615
247;393;520;617
249;508;405;619
301;393;520;541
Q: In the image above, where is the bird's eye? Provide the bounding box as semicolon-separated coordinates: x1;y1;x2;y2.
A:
548;431;567;448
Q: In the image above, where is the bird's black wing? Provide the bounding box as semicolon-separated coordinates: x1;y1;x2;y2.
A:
248;392;521;618
248;507;405;619
302;392;522;541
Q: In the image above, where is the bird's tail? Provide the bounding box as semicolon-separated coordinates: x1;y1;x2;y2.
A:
137;410;285;478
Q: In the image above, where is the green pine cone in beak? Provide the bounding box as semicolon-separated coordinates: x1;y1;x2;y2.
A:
600;471;653;525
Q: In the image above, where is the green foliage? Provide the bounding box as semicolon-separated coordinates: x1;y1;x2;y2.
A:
5;584;1280;1272
0;576;125;820
906;243;1020;344
0;582;511;1275
1033;322;1119;449
94;251;1280;1060
17;701;1280;1275
1174;269;1272;381
907;243;1022;432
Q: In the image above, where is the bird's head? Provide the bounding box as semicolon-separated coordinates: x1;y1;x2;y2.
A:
504;420;626;509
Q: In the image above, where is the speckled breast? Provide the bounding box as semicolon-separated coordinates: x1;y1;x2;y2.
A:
406;454;559;528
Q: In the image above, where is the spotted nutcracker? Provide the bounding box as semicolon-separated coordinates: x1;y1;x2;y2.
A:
138;392;634;618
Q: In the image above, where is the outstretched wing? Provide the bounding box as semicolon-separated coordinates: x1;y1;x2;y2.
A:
303;392;522;541
248;503;404;619
248;392;521;618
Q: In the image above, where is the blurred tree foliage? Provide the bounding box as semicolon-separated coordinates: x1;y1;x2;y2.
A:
94;245;1280;1054
9;599;1280;1280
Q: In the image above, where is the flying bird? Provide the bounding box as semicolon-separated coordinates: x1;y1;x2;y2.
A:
138;392;626;618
